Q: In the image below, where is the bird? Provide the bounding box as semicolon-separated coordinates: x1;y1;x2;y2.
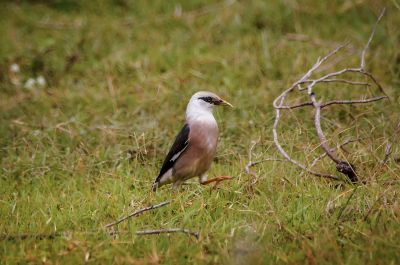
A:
152;91;233;191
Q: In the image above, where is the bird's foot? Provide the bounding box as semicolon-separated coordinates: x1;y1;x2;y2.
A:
200;176;233;186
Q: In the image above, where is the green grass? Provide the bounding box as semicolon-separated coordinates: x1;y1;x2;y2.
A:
1;0;399;264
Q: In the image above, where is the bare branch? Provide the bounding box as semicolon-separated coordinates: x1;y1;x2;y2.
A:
297;68;388;99
244;140;286;172
309;91;341;163
272;43;349;110
272;9;387;183
361;71;389;97
361;8;386;70
244;140;258;178
299;79;370;89
136;228;199;239
321;95;387;108
275;95;386;110
275;102;313;109
244;140;260;184
322;78;370;86
307;68;359;182
244;140;286;184
272;108;339;180
105;201;170;228
299;42;350;84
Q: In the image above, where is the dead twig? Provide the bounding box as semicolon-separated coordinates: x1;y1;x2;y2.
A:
272;102;339;180
244;140;260;184
0;228;199;241
136;228;199;239
104;202;199;239
244;140;286;184
244;140;259;178
360;8;386;70
105;201;170;228
321;96;387;108
0;232;67;241
272;8;388;183
300;78;370;88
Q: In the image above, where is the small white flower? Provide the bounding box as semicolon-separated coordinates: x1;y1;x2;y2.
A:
24;78;36;89
10;63;20;73
36;76;46;87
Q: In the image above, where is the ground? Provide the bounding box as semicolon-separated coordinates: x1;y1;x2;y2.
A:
1;0;399;264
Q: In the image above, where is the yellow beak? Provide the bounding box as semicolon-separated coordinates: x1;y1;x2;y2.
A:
220;98;234;108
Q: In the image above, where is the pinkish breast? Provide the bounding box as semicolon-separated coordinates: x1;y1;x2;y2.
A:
173;120;219;179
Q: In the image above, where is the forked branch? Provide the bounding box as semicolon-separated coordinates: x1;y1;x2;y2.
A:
272;8;388;182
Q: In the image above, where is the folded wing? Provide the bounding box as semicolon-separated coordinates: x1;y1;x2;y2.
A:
154;124;190;186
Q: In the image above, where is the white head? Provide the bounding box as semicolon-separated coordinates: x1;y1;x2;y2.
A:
186;91;233;122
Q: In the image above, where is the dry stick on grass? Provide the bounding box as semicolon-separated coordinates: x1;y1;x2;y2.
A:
0;232;67;241
105;201;171;228
244;140;285;184
136;228;199;239
104;201;199;238
272;8;388;182
244;140;259;176
1;229;199;241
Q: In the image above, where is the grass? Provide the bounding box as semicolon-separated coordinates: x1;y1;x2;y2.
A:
1;0;399;264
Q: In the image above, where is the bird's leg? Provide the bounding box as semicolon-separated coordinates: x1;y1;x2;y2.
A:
199;174;233;186
172;179;184;190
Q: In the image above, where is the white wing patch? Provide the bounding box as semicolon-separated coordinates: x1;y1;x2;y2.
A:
158;168;173;185
170;140;189;162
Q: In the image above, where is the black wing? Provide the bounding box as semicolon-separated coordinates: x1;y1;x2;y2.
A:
154;124;190;184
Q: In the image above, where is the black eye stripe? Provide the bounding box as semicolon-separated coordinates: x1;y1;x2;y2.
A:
198;96;214;104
